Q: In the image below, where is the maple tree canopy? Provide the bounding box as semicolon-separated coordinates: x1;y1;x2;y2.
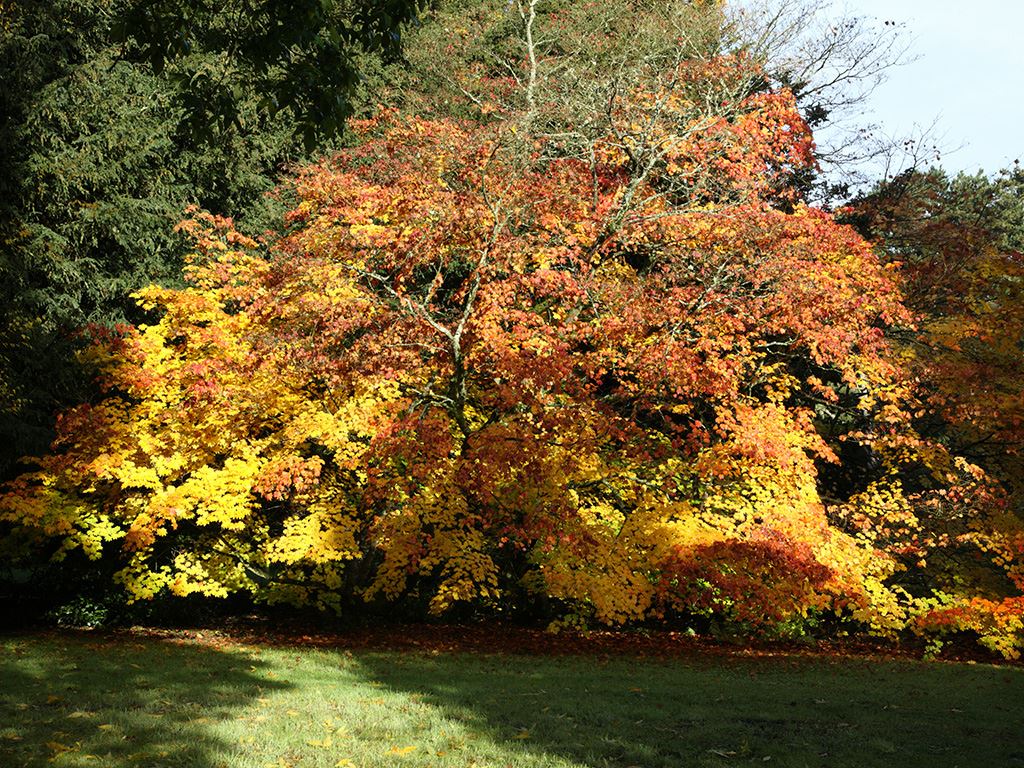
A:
1;0;1022;657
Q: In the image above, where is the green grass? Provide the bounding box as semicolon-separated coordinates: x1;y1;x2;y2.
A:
1;631;1022;768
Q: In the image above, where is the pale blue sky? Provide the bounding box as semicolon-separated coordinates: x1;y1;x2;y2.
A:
840;0;1024;175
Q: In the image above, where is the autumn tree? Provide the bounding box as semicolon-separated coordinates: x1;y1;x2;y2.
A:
842;168;1024;654
2;0;1022;656
377;0;907;200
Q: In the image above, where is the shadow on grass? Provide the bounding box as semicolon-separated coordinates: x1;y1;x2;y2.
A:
356;650;1024;768
0;632;287;768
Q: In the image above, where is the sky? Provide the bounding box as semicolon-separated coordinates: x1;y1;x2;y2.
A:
828;0;1024;176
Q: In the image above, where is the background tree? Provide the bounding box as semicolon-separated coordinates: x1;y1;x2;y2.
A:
113;0;422;144
839;167;1024;655
0;0;419;476
846;167;1024;485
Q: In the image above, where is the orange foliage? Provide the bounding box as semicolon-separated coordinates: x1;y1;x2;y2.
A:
2;48;1022;656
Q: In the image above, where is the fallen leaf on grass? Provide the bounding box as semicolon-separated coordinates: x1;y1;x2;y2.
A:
388;745;417;755
709;748;737;757
306;737;333;748
512;730;531;740
335;760;356;767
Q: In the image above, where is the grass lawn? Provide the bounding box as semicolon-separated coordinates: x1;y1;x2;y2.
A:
1;630;1022;768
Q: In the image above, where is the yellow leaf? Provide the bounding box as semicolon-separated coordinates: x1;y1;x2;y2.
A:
335;760;356;768
513;729;531;740
306;737;332;748
388;745;417;755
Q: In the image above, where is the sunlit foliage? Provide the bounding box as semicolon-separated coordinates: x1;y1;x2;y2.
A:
2;1;1022;657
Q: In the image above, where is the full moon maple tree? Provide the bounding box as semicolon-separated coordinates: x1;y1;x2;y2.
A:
2;1;1022;656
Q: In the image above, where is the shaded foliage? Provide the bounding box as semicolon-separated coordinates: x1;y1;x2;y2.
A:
115;0;422;144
